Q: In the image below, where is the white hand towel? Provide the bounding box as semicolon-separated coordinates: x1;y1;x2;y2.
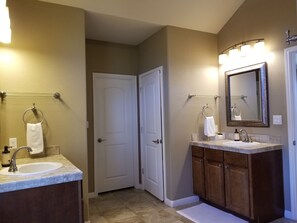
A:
27;123;44;155
204;116;216;137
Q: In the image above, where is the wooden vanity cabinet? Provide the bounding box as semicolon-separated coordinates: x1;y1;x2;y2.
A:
192;145;284;222
192;147;205;197
224;151;250;217
0;181;83;223
204;149;225;207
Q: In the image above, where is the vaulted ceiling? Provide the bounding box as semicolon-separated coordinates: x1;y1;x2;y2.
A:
39;0;245;45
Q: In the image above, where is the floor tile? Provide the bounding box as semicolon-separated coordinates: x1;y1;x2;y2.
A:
89;188;296;223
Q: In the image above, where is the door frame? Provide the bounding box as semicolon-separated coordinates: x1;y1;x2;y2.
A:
139;66;166;200
285;45;297;220
93;73;140;195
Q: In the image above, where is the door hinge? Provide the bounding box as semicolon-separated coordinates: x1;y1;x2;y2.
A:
293;140;296;146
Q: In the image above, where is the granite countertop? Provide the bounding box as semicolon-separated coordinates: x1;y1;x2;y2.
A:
191;140;282;154
0;154;82;193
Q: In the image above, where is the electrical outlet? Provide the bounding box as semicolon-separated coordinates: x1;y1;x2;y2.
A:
9;138;17;149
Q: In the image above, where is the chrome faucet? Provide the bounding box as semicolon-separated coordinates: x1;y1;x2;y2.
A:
8;146;32;172
239;129;250;142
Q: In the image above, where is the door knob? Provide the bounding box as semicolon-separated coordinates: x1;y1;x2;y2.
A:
97;138;107;143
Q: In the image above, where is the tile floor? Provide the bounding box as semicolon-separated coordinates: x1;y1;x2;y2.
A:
89;188;297;223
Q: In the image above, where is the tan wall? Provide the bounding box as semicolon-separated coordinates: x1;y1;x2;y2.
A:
85;39;138;192
166;26;218;200
138;26;218;200
1;0;89;220
218;0;297;211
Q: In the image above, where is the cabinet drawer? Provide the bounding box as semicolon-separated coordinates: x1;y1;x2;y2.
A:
224;151;248;168
192;146;204;158
205;148;223;162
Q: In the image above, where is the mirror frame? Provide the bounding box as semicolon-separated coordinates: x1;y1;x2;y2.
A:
225;62;269;127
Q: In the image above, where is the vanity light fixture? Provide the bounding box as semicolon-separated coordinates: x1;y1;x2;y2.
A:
0;0;11;44
218;39;265;65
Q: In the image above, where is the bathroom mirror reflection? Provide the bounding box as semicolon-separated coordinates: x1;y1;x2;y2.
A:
225;62;269;127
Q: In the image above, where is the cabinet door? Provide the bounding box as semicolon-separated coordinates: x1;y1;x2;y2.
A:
192;157;205;198
205;160;225;206
225;165;250;217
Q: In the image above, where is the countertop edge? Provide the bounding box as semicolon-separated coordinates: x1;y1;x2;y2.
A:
0;154;83;193
190;140;282;154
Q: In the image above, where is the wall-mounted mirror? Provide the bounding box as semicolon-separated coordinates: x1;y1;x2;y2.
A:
225;62;269;127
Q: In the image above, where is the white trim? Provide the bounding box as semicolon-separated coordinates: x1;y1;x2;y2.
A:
93;73;139;195
285;209;293;219
139;66;166;201
165;195;200;208
285;45;297;220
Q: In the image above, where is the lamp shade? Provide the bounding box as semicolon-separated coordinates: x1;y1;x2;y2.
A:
241;44;251;57
229;48;239;59
0;2;11;44
219;54;227;65
254;41;265;52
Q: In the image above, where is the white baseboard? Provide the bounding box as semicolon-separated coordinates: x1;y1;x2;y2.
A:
165;195;199;208
88;192;97;198
285;209;293;219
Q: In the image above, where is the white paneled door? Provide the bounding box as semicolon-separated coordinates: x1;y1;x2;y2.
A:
139;67;164;201
285;46;297;220
93;73;137;194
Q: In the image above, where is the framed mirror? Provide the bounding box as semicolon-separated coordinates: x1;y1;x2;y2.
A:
225;62;269;127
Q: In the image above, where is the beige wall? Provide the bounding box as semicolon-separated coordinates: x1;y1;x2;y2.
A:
138;26;218;200
1;0;89;220
85;40;138;192
166;27;218;200
218;0;297;211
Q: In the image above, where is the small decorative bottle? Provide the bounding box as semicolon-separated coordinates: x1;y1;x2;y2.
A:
2;146;12;167
234;129;240;141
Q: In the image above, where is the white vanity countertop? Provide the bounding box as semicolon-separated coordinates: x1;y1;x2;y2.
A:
0;154;82;193
191;140;282;154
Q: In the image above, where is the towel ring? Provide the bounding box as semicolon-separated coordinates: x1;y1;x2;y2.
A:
202;104;214;118
23;103;44;124
232;104;241;116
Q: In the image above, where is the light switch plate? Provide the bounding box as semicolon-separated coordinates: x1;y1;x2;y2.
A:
9;138;17;149
273;115;282;125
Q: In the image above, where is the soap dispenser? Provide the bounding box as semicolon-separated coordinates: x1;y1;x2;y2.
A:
234;129;240;141
2;146;12;167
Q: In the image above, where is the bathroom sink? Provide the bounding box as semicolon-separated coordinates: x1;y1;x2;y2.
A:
222;141;260;147
0;162;63;176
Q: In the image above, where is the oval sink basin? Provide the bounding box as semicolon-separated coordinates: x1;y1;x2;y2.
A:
223;141;260;147
0;162;63;176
